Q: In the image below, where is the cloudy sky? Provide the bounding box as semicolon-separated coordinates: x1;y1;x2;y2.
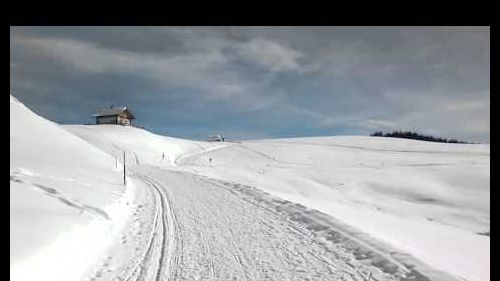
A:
10;26;490;142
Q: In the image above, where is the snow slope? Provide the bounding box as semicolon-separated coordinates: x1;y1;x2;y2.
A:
10;95;135;281
64;124;222;167
176;137;490;281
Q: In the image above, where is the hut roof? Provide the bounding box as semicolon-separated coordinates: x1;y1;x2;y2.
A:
92;107;135;119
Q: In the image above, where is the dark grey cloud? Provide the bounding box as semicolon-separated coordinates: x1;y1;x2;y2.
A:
10;26;489;142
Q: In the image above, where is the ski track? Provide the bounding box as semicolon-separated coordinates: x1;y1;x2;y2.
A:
101;164;434;281
127;173;181;281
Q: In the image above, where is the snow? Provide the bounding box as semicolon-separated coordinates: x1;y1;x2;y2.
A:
175;137;490;281
11;94;489;281
10;95;133;281
63;124;222;167
125;166;411;281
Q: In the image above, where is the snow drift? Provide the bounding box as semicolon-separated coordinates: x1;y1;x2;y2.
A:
10;95;133;281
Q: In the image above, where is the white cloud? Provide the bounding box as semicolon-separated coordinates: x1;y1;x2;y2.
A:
12;35;312;106
154;28;314;73
232;38;307;72
13;36;252;100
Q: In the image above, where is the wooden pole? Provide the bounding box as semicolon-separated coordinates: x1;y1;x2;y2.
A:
123;151;126;186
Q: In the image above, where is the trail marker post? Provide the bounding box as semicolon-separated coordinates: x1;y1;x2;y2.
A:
123;151;126;186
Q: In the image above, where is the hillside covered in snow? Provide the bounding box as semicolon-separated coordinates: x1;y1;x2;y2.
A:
11;95;489;281
10;95;128;281
175;136;490;281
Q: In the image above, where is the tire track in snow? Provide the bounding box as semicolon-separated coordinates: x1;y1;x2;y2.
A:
134;166;410;280
123;172;181;281
190;173;441;281
121;175;162;281
118;166;454;281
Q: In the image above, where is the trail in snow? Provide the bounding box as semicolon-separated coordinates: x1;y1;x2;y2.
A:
173;143;229;166
101;165;435;281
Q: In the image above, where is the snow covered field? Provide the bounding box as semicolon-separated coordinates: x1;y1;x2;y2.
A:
175;137;490;281
11;94;489;281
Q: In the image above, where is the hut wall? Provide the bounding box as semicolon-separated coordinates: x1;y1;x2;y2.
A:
96;115;117;124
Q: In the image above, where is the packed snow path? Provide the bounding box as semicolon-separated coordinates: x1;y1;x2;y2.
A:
95;165;436;281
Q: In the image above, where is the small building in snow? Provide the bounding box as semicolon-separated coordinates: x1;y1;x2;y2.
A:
92;107;135;126
207;134;225;142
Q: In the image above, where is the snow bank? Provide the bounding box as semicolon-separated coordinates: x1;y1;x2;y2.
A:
177;136;490;281
10;95;132;281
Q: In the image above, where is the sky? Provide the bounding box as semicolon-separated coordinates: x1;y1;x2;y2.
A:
10;26;490;142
